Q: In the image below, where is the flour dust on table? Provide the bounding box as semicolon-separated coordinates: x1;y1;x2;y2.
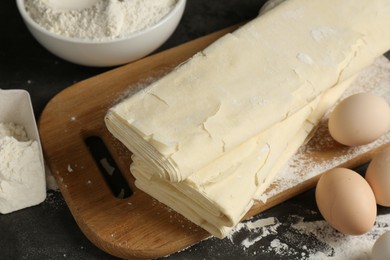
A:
170;204;390;260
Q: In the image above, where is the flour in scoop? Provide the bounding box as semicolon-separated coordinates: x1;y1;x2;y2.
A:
0;122;46;214
24;0;178;40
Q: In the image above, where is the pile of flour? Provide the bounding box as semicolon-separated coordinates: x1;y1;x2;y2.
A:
24;0;178;41
0;122;45;214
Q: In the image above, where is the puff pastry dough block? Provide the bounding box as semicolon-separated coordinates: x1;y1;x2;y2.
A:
106;0;390;182
105;0;390;238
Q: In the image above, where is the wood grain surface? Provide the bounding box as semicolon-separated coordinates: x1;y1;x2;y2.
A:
38;24;390;259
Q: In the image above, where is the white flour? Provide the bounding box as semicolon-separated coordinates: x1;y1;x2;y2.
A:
223;210;390;259
0;122;29;141
0;122;45;214
24;0;178;40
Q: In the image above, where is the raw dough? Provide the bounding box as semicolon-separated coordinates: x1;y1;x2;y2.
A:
131;76;355;238
105;0;390;238
106;0;390;183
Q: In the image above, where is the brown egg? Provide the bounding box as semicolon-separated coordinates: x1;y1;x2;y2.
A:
366;147;390;206
315;167;377;235
328;93;390;146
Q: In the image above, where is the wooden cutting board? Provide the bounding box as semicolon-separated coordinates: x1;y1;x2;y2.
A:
38;24;390;259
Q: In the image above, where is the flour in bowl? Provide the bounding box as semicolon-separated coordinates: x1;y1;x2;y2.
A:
24;0;178;40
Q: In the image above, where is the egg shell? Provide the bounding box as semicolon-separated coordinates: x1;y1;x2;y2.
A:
372;231;390;260
328;92;390;146
315;168;377;235
365;147;390;206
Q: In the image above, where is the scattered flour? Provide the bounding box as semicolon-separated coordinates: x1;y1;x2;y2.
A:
223;210;390;259
291;215;389;260
24;0;178;41
227;217;279;248
297;52;314;65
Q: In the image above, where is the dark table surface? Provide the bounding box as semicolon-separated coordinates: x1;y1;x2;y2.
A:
2;1;390;259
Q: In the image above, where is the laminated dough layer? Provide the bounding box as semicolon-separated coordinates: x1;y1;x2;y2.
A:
105;0;390;182
130;76;354;238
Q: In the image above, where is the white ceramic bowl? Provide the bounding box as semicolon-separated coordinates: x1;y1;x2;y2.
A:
16;0;186;67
